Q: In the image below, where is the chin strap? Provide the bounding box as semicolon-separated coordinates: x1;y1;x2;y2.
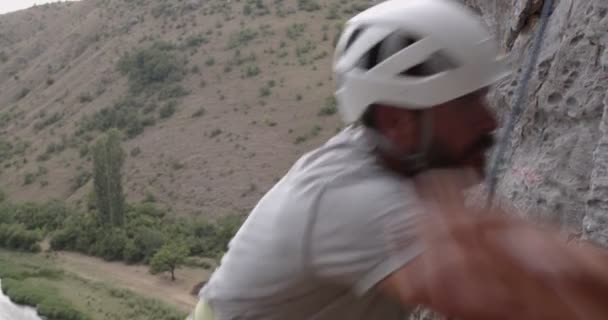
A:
366;111;434;176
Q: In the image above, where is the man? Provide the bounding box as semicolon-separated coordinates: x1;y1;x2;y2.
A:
193;0;608;319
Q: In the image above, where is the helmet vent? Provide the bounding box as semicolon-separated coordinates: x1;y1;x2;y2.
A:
399;50;460;77
345;27;365;52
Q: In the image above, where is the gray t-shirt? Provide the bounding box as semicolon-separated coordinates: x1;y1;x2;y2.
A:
200;125;426;319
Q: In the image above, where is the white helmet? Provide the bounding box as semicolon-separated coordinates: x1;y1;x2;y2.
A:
333;0;511;124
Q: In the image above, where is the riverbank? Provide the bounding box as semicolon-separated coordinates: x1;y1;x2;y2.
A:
0;250;210;319
0;280;42;320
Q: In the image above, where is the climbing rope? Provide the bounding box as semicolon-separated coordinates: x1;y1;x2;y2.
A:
485;0;554;209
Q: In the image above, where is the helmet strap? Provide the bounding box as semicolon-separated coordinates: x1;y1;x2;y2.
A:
367;110;434;176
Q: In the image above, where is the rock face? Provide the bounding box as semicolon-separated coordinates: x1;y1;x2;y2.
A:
409;0;608;318
477;0;608;245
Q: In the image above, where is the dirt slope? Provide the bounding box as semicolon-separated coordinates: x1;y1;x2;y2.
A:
54;250;208;311
0;0;370;216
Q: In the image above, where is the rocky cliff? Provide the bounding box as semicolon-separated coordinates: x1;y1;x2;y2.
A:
470;0;608;245
411;0;608;318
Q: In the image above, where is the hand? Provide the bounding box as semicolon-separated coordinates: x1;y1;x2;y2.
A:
411;169;608;320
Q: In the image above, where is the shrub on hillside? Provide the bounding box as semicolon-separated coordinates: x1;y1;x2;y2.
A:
326;4;340;19
0;223;42;252
297;0;320;12
182;33;208;48
286;23;306;40
50;211;99;254
243;65;260;77
41;200;247;265
71;170;92;192
191;107;206;118
78;92;94;103
318;96;338;116
131;226;166;263
23;173;35;185
117;41;185;94
159;100;178;119
34;112;63;131
227;28;258;49
76;97;153;138
158;85;190;101
93;228;127;261
15;88;30;101
3;200;71;232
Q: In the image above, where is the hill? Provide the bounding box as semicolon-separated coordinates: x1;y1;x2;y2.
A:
0;0;366;216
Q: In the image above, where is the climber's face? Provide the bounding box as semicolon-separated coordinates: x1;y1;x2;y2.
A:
427;88;498;177
373;88;497;178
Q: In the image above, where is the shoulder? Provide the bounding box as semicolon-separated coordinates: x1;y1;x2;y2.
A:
320;170;420;218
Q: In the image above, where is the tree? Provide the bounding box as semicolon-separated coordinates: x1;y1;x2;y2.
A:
149;241;189;281
92;128;125;226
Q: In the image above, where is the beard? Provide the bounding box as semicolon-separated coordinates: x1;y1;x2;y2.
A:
367;126;495;180
424;133;495;177
391;133;495;179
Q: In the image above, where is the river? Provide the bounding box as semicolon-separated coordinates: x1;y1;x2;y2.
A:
0;280;43;320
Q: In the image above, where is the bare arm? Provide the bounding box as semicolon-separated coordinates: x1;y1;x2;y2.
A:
374;169;608;320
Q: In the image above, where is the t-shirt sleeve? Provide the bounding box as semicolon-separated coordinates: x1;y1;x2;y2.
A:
309;178;426;296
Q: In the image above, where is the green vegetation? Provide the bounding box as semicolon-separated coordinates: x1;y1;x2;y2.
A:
23;166;49;187
209;129;222;138
23;173;35;185
294;125;322;144
297;0;321;12
286;23;306;40
343;2;371;14
0;135;245;264
149;240;189;281
79;92;94;103
192;107;206;118
15;88;30;101
92;129;125;227
2;277;85;320
71;169;92;192
0;251;186;320
0;138;29;164
49;202;243;264
327;4;340;19
151;3;176;18
77;98;143;137
158;84;189;101
117;41;186;95
37;136;71;162
227;28;258;49
318;96;338;116
0;200;72;253
76;96;171;139
242;0;271;16
0;128;245;262
130;146;142;157
34;112;63;131
259;86;271;97
0;111;13;129
159;100;178;118
182;33;208;48
0;223;42;252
